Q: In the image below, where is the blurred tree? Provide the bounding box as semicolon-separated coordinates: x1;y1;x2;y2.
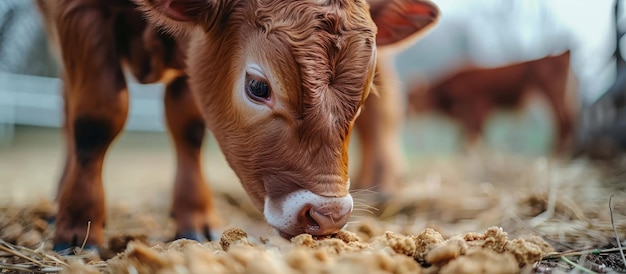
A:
572;0;626;158
616;0;625;74
0;0;58;77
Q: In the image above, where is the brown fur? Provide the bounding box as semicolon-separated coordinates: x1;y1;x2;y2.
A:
37;0;439;247
408;51;576;152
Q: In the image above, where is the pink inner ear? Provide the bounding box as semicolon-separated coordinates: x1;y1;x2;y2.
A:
161;0;203;22
405;4;436;17
373;0;439;46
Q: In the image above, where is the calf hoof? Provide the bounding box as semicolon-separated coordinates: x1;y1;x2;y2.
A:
53;242;99;255
175;225;213;242
53;221;104;256
46;215;56;225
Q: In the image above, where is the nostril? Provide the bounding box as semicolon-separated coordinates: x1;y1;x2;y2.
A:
301;206;351;236
305;209;320;231
298;205;321;232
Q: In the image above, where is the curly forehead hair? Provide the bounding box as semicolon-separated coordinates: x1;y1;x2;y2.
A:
255;0;377;140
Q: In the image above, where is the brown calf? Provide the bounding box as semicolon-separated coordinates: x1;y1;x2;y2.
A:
408;51;576;152
37;0;439;249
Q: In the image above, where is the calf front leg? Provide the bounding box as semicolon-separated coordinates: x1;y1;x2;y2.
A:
164;76;216;242
353;62;406;198
53;6;128;250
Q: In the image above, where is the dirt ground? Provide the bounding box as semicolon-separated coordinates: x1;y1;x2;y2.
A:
1;125;626;273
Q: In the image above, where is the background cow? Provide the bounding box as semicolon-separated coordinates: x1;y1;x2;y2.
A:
407;51;577;153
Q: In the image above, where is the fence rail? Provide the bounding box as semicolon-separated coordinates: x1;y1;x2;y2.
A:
0;73;170;145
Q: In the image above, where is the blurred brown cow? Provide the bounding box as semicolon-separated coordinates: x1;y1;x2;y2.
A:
408;51;577;153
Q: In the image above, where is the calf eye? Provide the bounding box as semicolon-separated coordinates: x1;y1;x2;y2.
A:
246;75;271;101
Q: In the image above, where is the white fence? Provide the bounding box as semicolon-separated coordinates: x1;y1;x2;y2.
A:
0;73;170;145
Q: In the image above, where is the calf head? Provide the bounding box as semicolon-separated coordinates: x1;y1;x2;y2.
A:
136;0;438;238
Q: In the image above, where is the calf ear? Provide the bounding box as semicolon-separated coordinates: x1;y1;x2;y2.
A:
133;0;212;36
369;0;440;46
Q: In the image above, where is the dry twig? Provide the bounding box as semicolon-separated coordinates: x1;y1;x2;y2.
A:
609;195;626;268
78;221;91;255
560;256;598;274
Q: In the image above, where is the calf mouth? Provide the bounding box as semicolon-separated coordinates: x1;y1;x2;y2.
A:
263;189;353;239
